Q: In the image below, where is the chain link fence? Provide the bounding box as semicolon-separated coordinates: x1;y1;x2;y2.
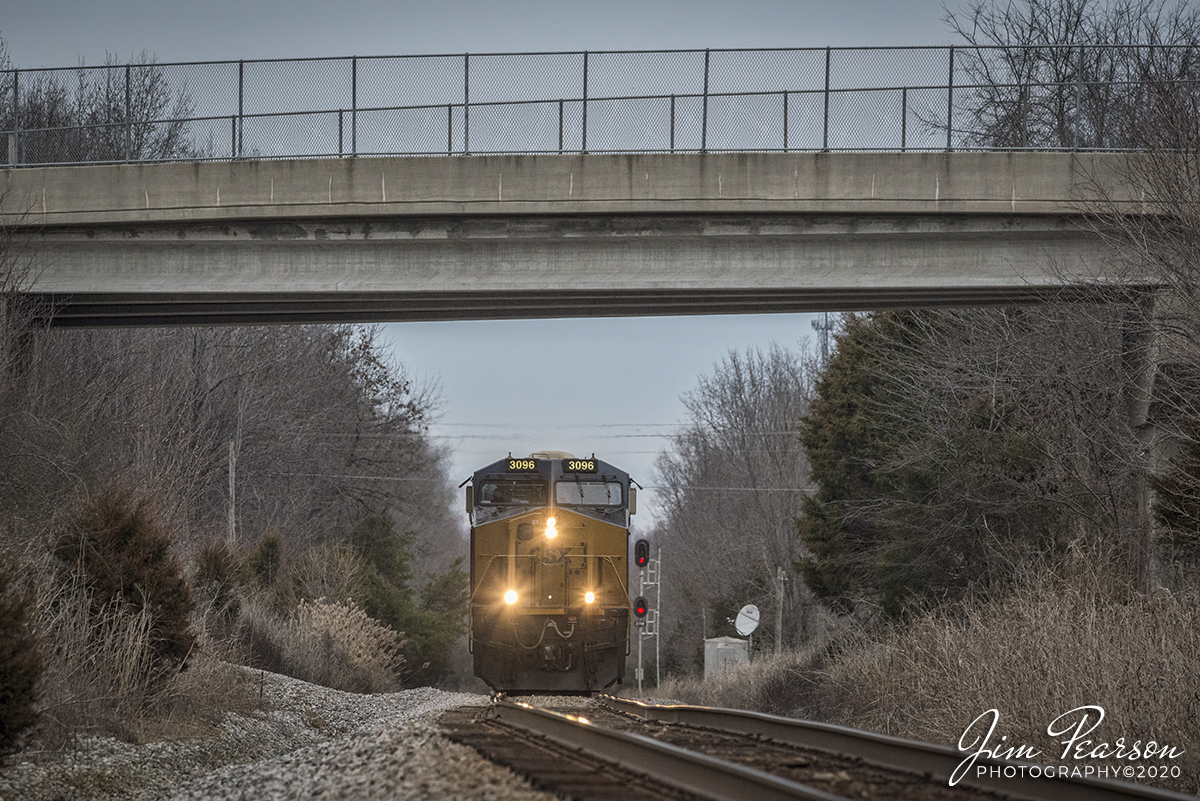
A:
1;45;1193;166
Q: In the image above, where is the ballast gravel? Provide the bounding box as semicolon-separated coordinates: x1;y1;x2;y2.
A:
0;671;557;801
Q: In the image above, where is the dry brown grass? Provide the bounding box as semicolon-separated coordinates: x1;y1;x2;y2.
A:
651;649;827;718
823;576;1199;793
32;575;260;748
648;572;1199;794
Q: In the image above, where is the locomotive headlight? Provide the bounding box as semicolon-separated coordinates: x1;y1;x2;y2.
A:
504;590;518;604
545;517;557;539
585;591;595;604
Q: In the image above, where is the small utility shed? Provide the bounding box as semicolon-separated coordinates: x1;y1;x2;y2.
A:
704;636;748;679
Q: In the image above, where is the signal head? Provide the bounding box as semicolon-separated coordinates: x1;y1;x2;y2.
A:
634;539;650;568
633;596;648;617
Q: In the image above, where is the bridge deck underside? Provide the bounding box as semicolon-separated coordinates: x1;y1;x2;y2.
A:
38;286;1106;327
22;212;1117;327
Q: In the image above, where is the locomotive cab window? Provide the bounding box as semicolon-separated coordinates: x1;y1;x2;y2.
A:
480;480;547;505
555;480;623;507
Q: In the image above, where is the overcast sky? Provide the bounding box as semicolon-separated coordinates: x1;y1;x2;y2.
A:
3;0;954;528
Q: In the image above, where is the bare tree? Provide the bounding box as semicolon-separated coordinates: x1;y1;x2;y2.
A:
651;345;828;674
942;0;1200;148
1069;67;1200;583
3;50;199;165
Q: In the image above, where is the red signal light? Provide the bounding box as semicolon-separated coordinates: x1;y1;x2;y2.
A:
633;596;648;617
634;539;650;568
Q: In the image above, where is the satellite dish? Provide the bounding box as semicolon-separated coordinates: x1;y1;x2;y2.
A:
735;604;760;636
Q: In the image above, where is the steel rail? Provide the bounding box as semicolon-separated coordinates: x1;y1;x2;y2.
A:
599;696;1195;801
489;701;846;801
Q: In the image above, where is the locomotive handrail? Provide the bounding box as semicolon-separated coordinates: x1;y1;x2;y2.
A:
469;552;630;606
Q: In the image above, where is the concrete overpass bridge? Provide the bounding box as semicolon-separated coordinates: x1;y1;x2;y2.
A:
0;150;1131;327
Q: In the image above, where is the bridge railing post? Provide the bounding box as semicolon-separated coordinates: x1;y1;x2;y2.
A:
1074;44;1083;150
946;46;955;151
464;53;470;155
11;70;18;166
822;47;830;151
237;60;244;159
124;64;132;162
670;94;676;153
782;91;788;152
351;56;357;156
581;51;588;154
701;48;710;153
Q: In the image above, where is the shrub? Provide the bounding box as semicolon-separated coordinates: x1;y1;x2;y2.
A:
54;489;195;675
232;594;404;693
283;597;405;694
0;564;41;760
243;530;286;588
241;531;297;611
192;540;241;640
291;543;363;607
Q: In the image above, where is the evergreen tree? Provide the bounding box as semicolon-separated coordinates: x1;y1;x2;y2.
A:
798;311;1071;618
797;313;898;613
347;515;467;684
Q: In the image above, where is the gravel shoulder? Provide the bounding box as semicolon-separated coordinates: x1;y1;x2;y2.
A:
0;671;557;801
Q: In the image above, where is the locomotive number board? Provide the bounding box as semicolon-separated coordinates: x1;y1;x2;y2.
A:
506;458;539;471
562;459;597;473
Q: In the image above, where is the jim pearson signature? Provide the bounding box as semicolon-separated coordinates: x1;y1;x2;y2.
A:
950;706;1185;787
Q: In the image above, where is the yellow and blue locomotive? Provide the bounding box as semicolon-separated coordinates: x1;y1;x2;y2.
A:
466;451;635;693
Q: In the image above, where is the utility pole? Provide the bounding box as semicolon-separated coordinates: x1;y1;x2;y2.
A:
775;565;786;656
227;440;237;545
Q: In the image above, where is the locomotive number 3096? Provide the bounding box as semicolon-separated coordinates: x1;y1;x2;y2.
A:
565;459;596;472
507;459;537;471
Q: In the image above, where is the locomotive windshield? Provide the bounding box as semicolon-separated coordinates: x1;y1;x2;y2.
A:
555;480;623;507
480;480;546;506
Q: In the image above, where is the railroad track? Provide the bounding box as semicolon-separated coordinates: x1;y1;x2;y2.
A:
440;696;1195;801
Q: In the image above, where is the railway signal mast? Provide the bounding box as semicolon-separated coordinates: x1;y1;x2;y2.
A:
633;538;662;693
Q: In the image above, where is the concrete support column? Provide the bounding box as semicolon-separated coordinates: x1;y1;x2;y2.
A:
1122;295;1157;592
1120;289;1200;593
